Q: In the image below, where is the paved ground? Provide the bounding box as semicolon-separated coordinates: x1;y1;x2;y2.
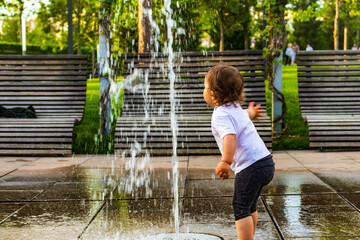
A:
0;151;360;240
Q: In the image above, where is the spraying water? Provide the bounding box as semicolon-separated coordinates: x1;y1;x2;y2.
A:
100;0;190;238
162;0;180;236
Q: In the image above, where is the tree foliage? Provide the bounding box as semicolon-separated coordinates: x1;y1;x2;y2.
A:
288;0;360;50
0;0;359;54
198;0;256;51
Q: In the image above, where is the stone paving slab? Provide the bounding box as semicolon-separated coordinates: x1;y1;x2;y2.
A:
340;193;360;209
311;171;360;193
115;159;188;200
285;151;360;193
182;197;280;240
180;221;280;240
35;182;114;201
0;156;93;183
0;189;42;201
31;155;90;166
262;171;335;195
0;203;24;223
0;201;103;240
77;155;126;169
81;199;177;239
182;197;271;223
62;167;118;182
264;194;360;238
0;181;53;190
185;179;234;197
0;165;75;182
187;155;232;180
0;157;39;177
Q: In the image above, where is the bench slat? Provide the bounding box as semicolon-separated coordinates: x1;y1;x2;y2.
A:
298;67;360;72
296;55;360;60
0;65;87;71
125;56;264;63
0;76;87;81
0;60;87;65
0;71;87;76
125;66;264;74
0;138;72;143
0;149;72;155
299;72;360;77
0;144;72;149
0;54;87;156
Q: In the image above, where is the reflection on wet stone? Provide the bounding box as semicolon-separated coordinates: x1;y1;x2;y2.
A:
264;194;360;238
116;167;187;199
62;167;119;183
0;165;75;182
0;190;42;201
81;199;176;239
262;171;335;195
341;193;360;209
0;203;24;222
0;201;103;240
314;171;360;193
35;182;115;201
185;179;234;197
182;197;280;240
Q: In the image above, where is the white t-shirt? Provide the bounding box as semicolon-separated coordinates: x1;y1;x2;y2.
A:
211;103;271;174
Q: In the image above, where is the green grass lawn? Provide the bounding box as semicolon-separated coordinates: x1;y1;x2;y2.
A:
72;78;102;154
73;67;309;153
72;78;123;154
272;65;309;150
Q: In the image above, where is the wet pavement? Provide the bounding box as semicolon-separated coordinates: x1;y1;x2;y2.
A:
0;151;360;239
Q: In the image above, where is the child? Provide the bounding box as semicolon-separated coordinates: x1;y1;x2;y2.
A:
203;65;275;240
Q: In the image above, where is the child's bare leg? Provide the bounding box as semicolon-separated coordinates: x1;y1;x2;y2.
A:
251;210;258;236
235;216;254;240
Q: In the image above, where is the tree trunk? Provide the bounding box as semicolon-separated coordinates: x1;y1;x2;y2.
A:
220;14;224;51
67;0;73;54
98;14;111;136
357;16;359;46
334;0;339;50
138;0;153;53
344;10;348;50
92;49;96;77
77;0;82;54
244;27;249;50
19;8;23;43
264;0;288;136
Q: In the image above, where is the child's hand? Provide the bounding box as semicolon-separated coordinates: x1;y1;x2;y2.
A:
215;162;231;180
246;102;264;120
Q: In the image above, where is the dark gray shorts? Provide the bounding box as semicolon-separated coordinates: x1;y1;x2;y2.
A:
233;155;275;221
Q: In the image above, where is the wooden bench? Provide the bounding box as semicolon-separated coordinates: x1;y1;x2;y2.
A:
297;50;360;150
0;55;88;156
115;50;272;156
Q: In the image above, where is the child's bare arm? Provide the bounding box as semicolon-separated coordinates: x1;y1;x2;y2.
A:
215;134;236;180
246;102;265;120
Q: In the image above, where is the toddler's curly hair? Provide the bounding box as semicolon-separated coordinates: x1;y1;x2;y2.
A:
205;65;245;106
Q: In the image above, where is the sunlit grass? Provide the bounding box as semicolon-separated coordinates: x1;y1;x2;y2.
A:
272;65;309;150
72;78;124;154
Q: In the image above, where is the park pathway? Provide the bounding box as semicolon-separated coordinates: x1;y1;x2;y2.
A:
0;151;359;239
